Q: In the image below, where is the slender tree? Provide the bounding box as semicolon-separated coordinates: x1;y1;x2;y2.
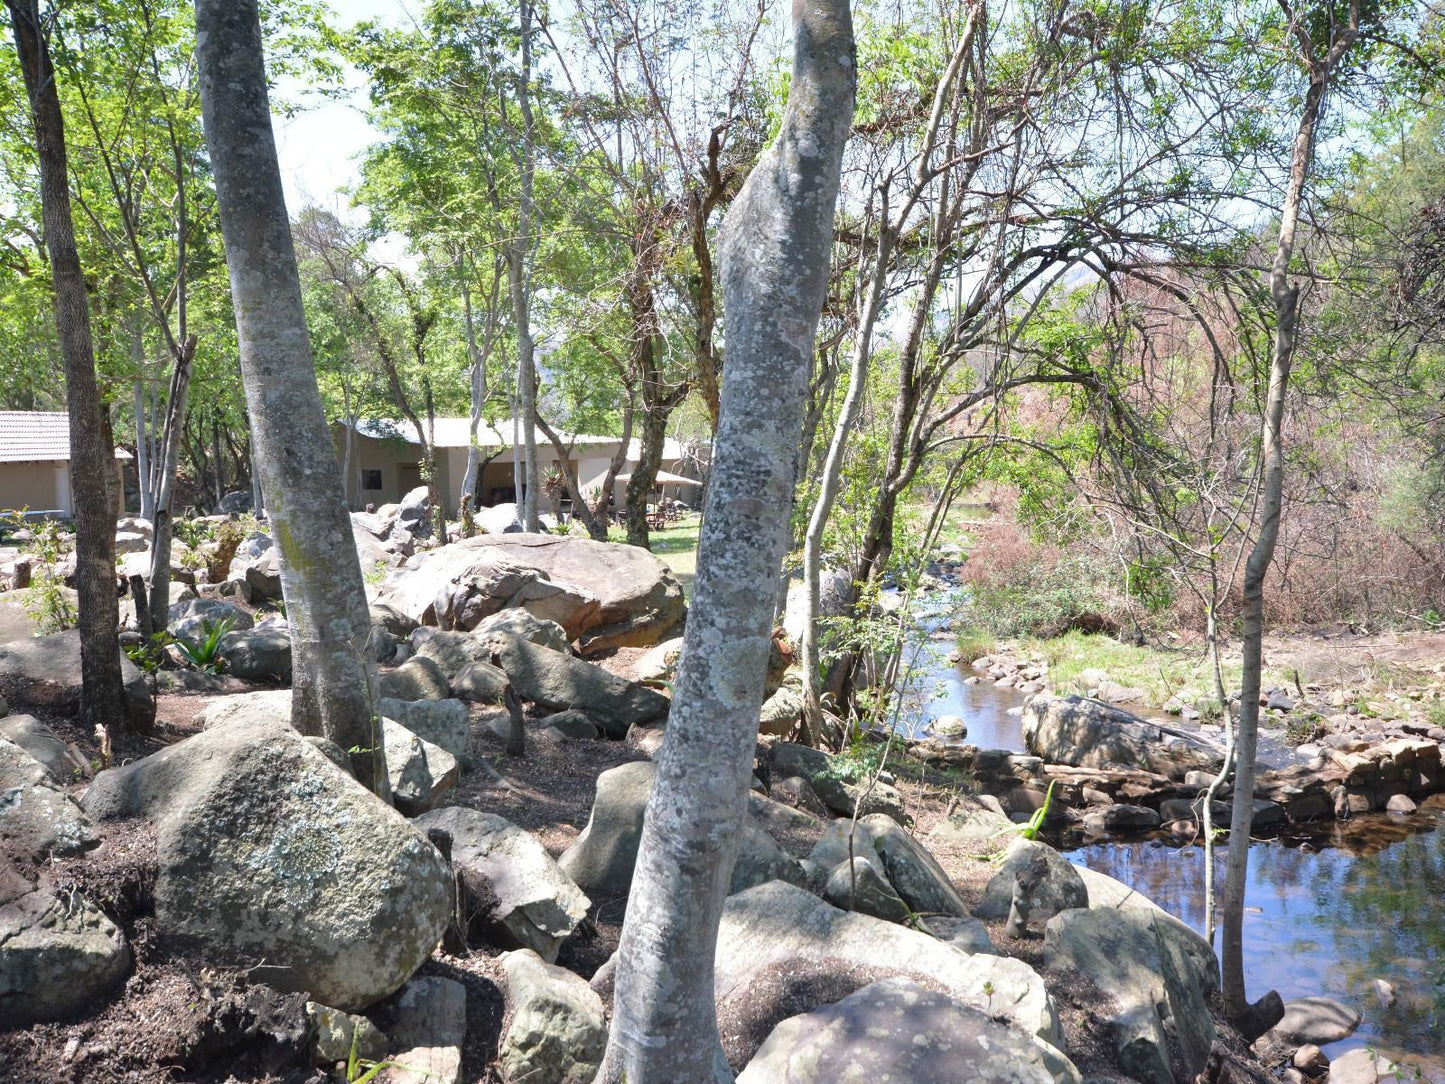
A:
193;0;385;793
596;0;856;1077
7;0;130;730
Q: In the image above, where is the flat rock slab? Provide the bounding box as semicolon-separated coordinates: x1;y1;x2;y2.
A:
488;635;669;738
0;736;96;859
1023;695;1224;778
498;949;606;1084
1270;995;1361;1047
0;630;153;730
414;807;589;963
736;977;1057;1083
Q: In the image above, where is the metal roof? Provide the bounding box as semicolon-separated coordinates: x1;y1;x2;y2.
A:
0;411;132;463
341;416;636;453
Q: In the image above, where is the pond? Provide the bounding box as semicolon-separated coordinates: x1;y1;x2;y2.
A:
1067;812;1445;1057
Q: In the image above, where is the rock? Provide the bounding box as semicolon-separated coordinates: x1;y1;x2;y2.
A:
770;742;908;823
822;856;910;922
633;636;684;683
1292;1043;1327;1072
1386;793;1417;814
471;607;571;652
411;627;491;679
1081;803;1162;833
1095;679;1146;704
918;913;994;954
625;721;666;757
929;713;967;737
498;949;607;1084
1070;865;1218;993
728;821;808;896
217;625;292;681
217;489;253;514
927;801;1015;856
82;718;452;1011
976;839;1087;922
413;808;589;963
486;634;670;738
243;547;284;601
1375;977;1397;1006
757;679;804;738
395;486;435;540
306;1001;388;1066
538;710;599;740
377;546;546;631
383;717;459;817
113;529;148;555
1269;996;1360;1046
558;761;655;899
475;502;523;534
769;775;828;817
0;737;96;859
379;655;450;701
736;978;1060;1084
0;630;153;731
1045;906;1215;1084
0;714;83;782
748;790;823;839
1328;1049;1405;1084
376;698;472;770
716;882;1062;1054
168;597;254;644
0;874;131;1025
809;814;968;917
1023;695;1225;778
380;975;466;1084
371;603;419;637
450;660;512;705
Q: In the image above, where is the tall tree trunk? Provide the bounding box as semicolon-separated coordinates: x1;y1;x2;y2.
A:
596;2;854;1077
210;411;225;506
624;402;669;549
147;343;194;633
195;0;385;794
1221;4;1358;1031
512;0;540;532
9;0;129;731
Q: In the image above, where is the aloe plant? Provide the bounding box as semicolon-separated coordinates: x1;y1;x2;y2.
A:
174;617;234;672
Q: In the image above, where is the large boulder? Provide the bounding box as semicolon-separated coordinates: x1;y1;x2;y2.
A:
168;597;254;643
379;975;466;1084
0;869;130;1025
0;737;96;859
217;625;292;681
376;534;684;651
716;881;1062;1052
471;608;569;652
379;655;450;701
736;978;1060;1084
82;718;451;1011
395;486;434;541
927;801;1015;857
498;949;607;1084
1023;695;1224;779
808;814;968;918
769;742;907;823
451;661;512;706
976;838;1088;923
486;634;669;738
1269;996;1361;1047
0;714;82;782
0;630;154;730
821;855;910;922
414;808;589;963
411;627;490;679
1044;905;1216;1084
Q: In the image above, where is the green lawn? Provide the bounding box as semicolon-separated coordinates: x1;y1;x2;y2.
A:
610;516;701;601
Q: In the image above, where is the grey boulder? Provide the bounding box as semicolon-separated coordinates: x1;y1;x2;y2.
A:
471;608;570;652
976;838;1088;922
809;814;968;918
1023;695;1224;778
168;597;253;644
414;807;589;963
450;660;512;706
0;630;154;731
769;742;908;823
557;761;656;899
217;625;292;681
498;948;607;1084
379;655;450;701
487;634;669;738
377;697;472;769
0;737;96;859
383;717;459;817
1269;996;1361;1047
377;975;466;1084
822;855;910;922
0;714;83;783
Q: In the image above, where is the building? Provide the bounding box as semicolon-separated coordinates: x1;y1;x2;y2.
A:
0;411;131;518
331;417;700;515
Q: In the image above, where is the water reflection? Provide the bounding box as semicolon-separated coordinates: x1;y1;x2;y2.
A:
1067;812;1445;1055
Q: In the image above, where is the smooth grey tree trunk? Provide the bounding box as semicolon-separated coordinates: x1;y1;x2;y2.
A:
512;0;541;531
146;347;193;633
1221;2;1359;1032
9;0;129;731
595;2;855;1079
194;0;385;794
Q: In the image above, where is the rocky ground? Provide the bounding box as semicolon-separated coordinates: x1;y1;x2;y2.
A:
2;505;1441;1082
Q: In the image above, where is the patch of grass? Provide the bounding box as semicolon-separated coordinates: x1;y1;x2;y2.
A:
954;630;994;665
609;516;701;601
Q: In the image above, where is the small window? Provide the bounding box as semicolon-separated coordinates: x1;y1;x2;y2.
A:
361;469;383;491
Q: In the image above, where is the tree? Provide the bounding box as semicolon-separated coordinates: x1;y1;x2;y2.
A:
596;0;855;1077
6;0;130;731
193;0;386;794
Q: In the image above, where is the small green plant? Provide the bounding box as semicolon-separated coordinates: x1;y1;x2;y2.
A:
953;630;994;666
124;631;172;674
1283;712;1325;746
173;617;233;672
18;517;75;633
173;517;213;550
993;779;1057;852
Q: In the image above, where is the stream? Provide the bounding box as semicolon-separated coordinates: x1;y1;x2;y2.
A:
896;592;1445;1058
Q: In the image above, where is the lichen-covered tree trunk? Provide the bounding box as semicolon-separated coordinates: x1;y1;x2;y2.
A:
194;0;385;794
9;0;129;732
595;2;855;1079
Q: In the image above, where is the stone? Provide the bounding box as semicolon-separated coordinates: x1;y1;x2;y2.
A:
0;630;154;731
1081;803;1162;833
381;975;466;1084
217;625;292;681
395;486;435;540
558;761;655;899
736;978;1060;1084
758;679;804;737
1386;793;1418;814
168;597;254;645
0;737;96;859
928;801;1016;856
376;698;472;770
450;660;512;705
82;718;452;1011
769;774;828;817
498;949;607;1084
625;721;666;757
113;529;148;554
929;713;967;737
538;709;599;740
379;655;450;701
633;636;684;683
306;1001;388;1066
770;741;908;823
919;913;994;954
748;790;823;839
1023;695;1224;778
0;714;82;782
377;546;543;631
822;855;910;922
470;607;570;652
730;821;808;895
243;547;284;601
1327;1049;1406;1084
1045;906;1215;1084
486;634;670;738
1292;1044;1328;1072
371;602;419;637
1269;996;1361;1046
1070;865;1218;994
413;807;589;963
716;882;1063;1054
0;874;131;1025
411;627;491;679
383;718;459;817
976;839;1087;922
217;489;253;514
808;814;968;917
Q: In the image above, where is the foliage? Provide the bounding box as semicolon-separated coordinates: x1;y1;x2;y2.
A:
172;617;233;672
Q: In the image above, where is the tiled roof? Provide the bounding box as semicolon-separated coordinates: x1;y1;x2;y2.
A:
0;411;132;463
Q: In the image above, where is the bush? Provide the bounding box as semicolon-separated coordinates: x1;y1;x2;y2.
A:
956;521;1120;638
